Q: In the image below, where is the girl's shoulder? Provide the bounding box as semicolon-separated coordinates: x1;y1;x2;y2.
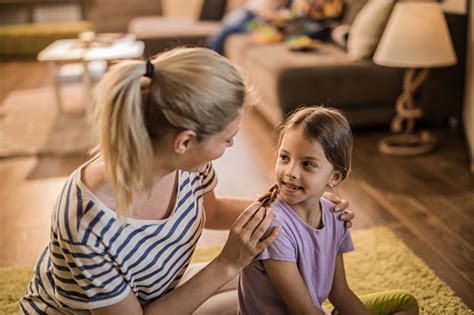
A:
270;198;296;227
321;197;348;232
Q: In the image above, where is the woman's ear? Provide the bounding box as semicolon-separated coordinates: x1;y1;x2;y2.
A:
328;170;343;188
174;130;197;154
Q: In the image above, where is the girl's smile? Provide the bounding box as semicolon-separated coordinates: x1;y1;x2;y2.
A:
281;181;303;193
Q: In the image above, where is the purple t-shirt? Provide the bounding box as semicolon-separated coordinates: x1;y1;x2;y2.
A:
238;198;354;314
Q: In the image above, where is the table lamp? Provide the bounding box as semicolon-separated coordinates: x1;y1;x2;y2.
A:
373;2;457;155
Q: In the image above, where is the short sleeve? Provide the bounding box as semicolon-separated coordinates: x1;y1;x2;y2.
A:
258;225;297;262
337;228;355;254
199;163;218;195
52;238;131;309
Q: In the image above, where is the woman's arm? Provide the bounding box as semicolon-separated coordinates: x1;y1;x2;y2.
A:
203;191;253;229
263;259;325;315
204;190;354;230
92;202;280;315
328;255;369;315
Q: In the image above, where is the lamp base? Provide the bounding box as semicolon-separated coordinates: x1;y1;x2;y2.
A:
378;130;436;156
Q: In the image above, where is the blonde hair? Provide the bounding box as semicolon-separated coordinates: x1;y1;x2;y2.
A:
258;106;353;207
94;47;246;218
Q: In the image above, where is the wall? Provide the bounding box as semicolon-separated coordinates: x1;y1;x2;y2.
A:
464;1;473;172
446;0;474;172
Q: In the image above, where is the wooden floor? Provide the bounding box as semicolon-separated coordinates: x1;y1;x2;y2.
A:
1;61;473;309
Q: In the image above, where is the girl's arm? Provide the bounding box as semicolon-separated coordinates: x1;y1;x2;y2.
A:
263;259;325;315
91;202;280;315
203;190;354;230
328;255;369;315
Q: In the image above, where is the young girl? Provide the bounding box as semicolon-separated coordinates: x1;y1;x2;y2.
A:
20;48;353;314
239;106;418;315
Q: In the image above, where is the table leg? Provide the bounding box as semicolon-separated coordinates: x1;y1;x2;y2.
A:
82;59;93;109
49;62;63;112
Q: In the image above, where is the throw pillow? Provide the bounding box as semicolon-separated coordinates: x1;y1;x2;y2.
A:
347;0;394;61
331;24;350;49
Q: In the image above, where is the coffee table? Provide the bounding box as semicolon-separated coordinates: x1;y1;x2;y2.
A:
38;34;144;111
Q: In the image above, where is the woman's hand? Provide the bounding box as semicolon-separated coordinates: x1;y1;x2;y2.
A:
323;191;354;229
215;202;280;276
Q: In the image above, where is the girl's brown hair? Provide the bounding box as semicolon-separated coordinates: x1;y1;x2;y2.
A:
258;106;353;207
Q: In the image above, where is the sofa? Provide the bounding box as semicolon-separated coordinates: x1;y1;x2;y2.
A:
224;1;467;128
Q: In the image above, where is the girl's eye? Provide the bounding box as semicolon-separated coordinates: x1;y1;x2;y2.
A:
303;161;317;169
279;154;289;161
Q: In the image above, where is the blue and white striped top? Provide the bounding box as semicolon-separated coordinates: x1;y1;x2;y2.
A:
20;159;217;314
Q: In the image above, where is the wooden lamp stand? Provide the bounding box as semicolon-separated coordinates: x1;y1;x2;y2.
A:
378;68;437;156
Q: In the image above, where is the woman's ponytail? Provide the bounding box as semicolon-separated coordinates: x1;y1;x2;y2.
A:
95;60;154;219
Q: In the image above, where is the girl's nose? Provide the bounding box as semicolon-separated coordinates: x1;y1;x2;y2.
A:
285;163;298;179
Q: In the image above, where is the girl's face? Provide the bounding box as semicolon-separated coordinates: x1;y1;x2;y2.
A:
275;127;340;211
180;111;243;172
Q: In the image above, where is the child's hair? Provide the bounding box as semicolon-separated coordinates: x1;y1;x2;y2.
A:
94;47;247;218
258;106;353;207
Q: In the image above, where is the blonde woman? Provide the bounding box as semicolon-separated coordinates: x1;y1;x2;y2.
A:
20;47;352;314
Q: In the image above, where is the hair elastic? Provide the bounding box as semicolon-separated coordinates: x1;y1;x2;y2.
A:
144;59;154;78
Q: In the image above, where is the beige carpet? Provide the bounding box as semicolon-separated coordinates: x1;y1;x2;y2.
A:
1;227;472;314
0;84;93;158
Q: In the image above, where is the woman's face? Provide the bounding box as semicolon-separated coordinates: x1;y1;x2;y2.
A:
179;111;243;172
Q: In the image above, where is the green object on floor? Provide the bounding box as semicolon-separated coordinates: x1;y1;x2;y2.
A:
0;21;92;57
1;227;472;314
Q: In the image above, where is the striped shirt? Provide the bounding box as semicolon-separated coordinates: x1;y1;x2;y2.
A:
20;159;217;314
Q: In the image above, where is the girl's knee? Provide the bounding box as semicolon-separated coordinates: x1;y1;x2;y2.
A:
391;290;418;314
361;289;418;315
397;290;417;308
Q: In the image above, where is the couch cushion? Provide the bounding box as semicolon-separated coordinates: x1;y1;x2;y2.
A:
347;0;393;61
331;24;350;49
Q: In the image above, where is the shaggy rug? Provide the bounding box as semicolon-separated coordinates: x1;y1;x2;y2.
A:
1;227;472;314
0;84;93;158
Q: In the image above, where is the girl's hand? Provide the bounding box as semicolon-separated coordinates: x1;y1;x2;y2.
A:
215;202;280;276
323;191;354;229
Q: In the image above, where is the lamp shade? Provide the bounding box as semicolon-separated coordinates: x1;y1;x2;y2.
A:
373;2;457;68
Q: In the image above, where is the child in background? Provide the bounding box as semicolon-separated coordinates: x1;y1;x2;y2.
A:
238;106;418;314
207;0;292;54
